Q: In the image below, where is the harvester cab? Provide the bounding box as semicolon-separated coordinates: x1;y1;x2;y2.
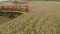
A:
0;0;29;18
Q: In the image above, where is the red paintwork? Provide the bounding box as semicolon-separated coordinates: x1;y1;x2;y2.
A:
0;5;29;12
25;5;29;12
0;5;22;11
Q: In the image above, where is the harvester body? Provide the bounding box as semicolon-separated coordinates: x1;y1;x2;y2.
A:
0;0;29;18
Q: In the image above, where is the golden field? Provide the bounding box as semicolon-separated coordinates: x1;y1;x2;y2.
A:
0;1;60;34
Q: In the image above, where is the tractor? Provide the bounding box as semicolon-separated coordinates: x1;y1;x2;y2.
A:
0;0;29;18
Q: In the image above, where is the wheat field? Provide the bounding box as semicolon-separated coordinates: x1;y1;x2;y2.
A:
0;1;60;34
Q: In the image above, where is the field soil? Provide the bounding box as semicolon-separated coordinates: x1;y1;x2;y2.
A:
0;1;60;34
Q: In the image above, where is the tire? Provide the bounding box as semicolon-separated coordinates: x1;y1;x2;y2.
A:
9;14;16;18
7;13;16;18
7;12;22;18
0;12;2;16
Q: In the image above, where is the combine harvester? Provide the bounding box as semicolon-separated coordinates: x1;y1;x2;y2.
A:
0;0;29;18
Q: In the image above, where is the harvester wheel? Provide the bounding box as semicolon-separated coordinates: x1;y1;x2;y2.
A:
9;14;16;18
7;12;22;18
0;12;2;16
7;13;16;18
